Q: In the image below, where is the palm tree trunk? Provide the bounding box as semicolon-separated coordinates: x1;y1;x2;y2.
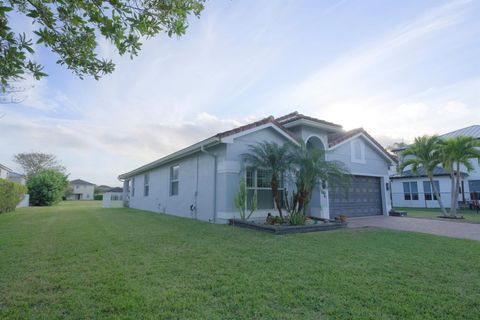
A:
451;163;461;217
449;165;455;216
429;177;447;216
271;175;283;218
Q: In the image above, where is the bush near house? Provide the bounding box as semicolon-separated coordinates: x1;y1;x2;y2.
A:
0;179;27;213
27;170;68;206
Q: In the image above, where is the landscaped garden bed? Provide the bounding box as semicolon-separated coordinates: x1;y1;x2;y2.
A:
229;218;346;234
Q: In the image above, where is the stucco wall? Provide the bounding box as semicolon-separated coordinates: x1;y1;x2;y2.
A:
127;145;225;222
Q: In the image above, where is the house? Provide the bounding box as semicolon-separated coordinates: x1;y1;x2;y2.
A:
0;163;11;180
390;125;480;208
119;111;395;223
7;171;26;185
0;163;29;208
67;179;95;200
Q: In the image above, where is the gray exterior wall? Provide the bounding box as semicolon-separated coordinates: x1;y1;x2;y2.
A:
126;145;225;222
124;124;393;222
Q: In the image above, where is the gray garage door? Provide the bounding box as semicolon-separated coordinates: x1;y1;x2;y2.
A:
329;175;382;217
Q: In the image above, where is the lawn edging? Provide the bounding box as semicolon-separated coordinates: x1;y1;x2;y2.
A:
228;219;347;235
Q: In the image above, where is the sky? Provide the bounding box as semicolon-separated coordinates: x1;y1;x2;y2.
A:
1;0;479;186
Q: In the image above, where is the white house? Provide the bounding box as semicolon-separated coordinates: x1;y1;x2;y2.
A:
0;163;29;208
67;179;95;200
391;125;480;209
119;112;395;223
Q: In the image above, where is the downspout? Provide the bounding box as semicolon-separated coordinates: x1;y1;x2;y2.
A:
201;146;217;223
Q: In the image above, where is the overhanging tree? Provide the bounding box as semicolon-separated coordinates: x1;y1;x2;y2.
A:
0;0;205;89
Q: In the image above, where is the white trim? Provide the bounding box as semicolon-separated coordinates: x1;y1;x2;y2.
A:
329;132;395;164
221;122;300;146
305;134;327;151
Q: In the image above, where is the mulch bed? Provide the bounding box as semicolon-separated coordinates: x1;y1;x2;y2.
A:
437;215;465;220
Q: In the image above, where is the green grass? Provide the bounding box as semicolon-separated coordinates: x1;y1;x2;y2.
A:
395;206;480;223
1;202;480;319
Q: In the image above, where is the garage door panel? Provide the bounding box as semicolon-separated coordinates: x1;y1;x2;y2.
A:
329;175;382;217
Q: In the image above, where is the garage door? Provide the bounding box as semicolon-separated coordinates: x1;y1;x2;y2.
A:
329;175;382;217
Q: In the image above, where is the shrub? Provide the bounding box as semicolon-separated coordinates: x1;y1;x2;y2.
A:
94;194;103;200
266;213;284;225
0;179;28;213
27;170;68;206
289;212;306;225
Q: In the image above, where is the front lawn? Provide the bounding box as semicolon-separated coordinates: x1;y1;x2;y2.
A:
1;202;479;319
395;206;480;223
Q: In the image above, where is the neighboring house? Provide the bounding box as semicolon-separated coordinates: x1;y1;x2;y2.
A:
391;125;480;208
96;185;113;194
1;163;29;208
0;163;11;180
7;171;26;185
67;179;95;200
119;111;395;223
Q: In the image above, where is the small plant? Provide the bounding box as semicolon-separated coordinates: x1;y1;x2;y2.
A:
289;212;306;225
266;213;284;225
338;215;347;223
234;179;257;220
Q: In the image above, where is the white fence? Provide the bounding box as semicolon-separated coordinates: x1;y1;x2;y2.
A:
102;192;124;208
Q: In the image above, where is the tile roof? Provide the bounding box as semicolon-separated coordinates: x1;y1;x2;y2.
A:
70;179;95;186
276;111;342;128
215;116;298;141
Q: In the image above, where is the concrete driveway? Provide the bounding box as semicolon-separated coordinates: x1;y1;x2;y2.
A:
348;216;480;241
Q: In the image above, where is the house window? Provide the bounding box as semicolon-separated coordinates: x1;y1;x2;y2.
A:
144;173;150;196
170;165;179;196
131;178;135;197
423;181;440;201
351;140;365;163
246;168;283;210
403;182;418;200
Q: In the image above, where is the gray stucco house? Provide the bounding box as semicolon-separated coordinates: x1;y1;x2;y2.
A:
119;112;395;223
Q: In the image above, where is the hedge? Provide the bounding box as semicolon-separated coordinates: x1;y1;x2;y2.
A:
0;179;28;213
27;170;68;206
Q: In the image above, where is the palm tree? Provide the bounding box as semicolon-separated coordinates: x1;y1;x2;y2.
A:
400;136;448;216
438;136;480;217
243;141;292;218
289;141;351;214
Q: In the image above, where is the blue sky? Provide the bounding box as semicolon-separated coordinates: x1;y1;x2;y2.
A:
1;0;479;186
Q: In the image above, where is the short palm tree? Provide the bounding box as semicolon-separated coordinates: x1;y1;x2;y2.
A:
243;141;292;218
400;136;448;216
289;141;351;214
438;136;480;217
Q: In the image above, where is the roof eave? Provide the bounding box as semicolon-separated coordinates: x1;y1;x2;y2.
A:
118;136;222;180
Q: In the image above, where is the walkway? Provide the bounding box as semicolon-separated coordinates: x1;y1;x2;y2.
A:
348;216;480;241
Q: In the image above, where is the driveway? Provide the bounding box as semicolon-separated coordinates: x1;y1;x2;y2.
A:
348;216;480;241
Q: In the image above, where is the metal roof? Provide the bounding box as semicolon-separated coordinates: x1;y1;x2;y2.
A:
440;125;480;139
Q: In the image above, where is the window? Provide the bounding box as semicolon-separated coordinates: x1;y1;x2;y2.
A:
131;178;135;197
351;140;365;163
403;182;418;200
170;165;179;196
246;168;283;210
144;173;150;196
423;181;440;200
